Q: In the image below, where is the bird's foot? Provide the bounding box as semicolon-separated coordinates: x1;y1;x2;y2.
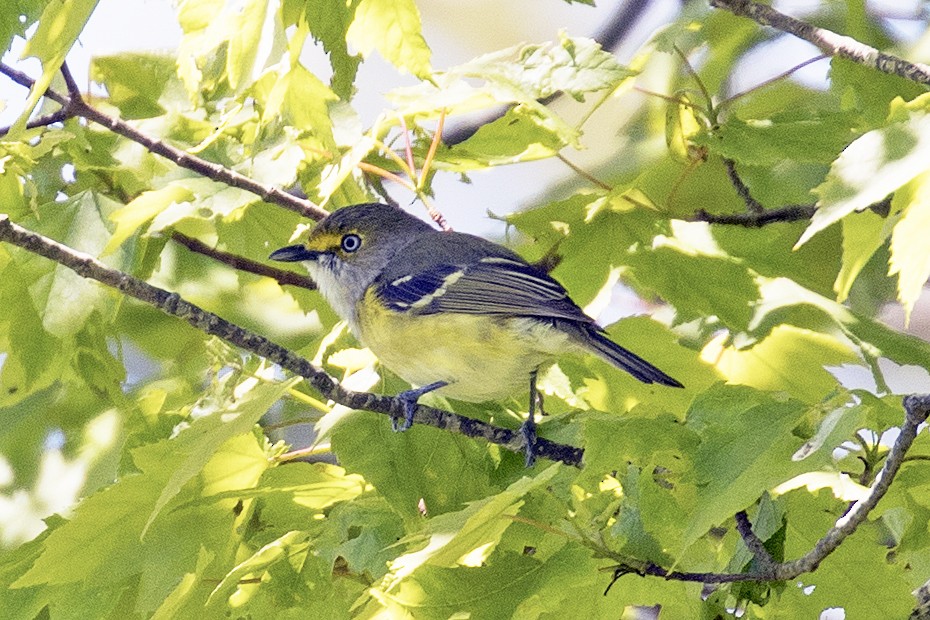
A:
520;416;537;468
394;381;448;431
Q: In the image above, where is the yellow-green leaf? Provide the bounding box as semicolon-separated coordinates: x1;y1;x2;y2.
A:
889;172;930;325
346;0;431;78
798;110;930;247
13;0;100;135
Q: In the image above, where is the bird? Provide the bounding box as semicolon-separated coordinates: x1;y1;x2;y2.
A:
270;203;682;465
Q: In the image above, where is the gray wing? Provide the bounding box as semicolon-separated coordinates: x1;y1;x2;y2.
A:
374;233;594;324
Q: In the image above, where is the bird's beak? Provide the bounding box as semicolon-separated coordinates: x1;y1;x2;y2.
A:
269;244;318;262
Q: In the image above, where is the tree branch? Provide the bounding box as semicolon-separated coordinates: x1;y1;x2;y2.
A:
734;510;776;571
693;204;816;227
723;158;764;214
4;214;928;589
0;62;328;221
607;394;928;585
0;108;70;138
710;0;930;86
170;232;317;291
0;215;583;467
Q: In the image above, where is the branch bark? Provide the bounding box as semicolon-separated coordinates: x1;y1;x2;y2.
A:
710;0;930;86
170;232;317;291
608;394;930;584
0;62;328;221
4;215;928;589
0;215;583;467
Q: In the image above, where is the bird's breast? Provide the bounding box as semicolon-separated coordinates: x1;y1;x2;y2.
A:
355;288;573;402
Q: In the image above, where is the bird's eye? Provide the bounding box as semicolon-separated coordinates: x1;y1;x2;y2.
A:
340;233;362;253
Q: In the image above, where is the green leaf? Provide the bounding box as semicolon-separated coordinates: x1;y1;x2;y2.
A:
442;106;567;171
243;461;368;530
705;324;856;403
835;206;900;302
226;0;280;90
0;1;44;72
261;63;338;145
285;0;361;99
311;495;405;579
458;33;634;102
105;183;195;255
748;276;930;371
889;172;930;324
677;386;855;558
90;54;179;119
366;546;604;619
150;547;215;620
0;250;60;405
18;193;126;340
12;0;100;134
388;35;631;146
141;374;297;536
627;227;760;332
379;465;560;590
346;0;431;78
697;113;856;167
777;491;914;618
207;530;311;606
13;377;286;591
798;110;930;247
329;410;501;521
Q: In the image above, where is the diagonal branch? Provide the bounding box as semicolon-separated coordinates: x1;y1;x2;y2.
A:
723;158;764;214
710;0;930;86
170;232;317;291
4;214;928;588
0;215;583;468
0;62;328;221
606;394;928;585
734;509;777;571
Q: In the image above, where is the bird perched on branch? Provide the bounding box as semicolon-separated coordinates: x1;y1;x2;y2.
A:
271;203;682;465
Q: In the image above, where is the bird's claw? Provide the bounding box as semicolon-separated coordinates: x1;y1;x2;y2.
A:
520;418;537;468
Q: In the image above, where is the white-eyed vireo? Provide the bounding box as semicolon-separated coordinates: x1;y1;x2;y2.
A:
270;203;682;464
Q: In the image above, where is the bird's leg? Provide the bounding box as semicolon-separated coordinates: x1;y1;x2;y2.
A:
520;370;539;467
394;381;448;431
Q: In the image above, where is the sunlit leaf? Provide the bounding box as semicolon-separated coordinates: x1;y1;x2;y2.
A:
346;0;431;78
798;110;930;247
889;172;930;324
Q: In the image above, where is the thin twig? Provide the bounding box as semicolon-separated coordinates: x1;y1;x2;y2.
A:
556;153;611;190
0;108;70;138
607;394;929;585
694;194;893;227
769;394;930;579
711;0;930;86
721;54;829;108
418;109;452;231
734;510;776;570
0;215;584;467
398;115;417;177
723;158;765;213
0;62;327;221
357;161;416;191
170;232;316;290
632;86;705;110
60;61;82;100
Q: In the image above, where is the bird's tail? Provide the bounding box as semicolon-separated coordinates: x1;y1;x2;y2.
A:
585;327;683;388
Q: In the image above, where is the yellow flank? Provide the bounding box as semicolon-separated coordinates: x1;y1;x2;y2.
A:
356;288;574;402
